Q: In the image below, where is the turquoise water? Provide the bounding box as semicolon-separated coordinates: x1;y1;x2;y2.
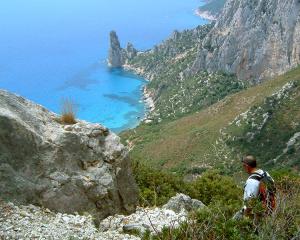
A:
0;0;207;132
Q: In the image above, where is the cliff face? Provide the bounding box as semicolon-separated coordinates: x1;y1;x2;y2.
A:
191;0;300;82
0;90;138;220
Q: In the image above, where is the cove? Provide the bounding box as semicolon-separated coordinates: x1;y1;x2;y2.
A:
0;0;207;132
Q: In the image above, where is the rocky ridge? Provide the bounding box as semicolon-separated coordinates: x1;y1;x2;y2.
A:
0;89;138;221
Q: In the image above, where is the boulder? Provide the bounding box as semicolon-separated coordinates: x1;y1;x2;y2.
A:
0;89;138;220
99;206;187;235
163;193;205;213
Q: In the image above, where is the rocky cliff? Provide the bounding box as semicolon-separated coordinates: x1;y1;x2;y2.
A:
191;0;300;82
0;90;138;220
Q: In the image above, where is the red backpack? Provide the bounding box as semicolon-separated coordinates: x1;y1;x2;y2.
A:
249;171;276;215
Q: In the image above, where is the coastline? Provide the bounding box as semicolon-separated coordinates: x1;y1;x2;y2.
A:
123;63;146;77
123;63;156;123
194;8;217;21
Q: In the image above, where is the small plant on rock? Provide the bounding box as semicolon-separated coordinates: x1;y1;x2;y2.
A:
60;97;77;124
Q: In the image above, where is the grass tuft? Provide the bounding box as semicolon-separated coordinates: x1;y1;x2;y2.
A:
60;98;77;125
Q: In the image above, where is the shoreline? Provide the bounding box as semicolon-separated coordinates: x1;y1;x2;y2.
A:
123;63;156;123
194;8;217;21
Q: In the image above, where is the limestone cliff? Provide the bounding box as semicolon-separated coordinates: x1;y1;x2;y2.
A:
0;90;138;220
191;0;300;82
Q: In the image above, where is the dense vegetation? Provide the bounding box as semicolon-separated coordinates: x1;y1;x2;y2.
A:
133;162;300;239
133;161;242;207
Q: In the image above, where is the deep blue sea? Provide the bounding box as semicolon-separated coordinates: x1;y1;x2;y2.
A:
0;0;207;132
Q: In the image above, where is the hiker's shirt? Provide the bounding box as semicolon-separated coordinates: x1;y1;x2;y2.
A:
243;169;264;202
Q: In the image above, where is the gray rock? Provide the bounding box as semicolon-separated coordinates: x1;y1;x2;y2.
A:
163;193;205;213
284;132;300;153
100;206;187;235
123;223;150;234
190;0;300;82
0;89;138;221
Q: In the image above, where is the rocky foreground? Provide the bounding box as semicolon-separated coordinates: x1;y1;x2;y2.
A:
0;89;138;221
0;194;205;239
0;201;139;240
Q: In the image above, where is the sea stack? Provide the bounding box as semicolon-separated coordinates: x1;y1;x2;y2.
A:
108;31;125;67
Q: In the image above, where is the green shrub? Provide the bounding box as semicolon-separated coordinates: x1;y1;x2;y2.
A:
132;161;191;206
132;163;244;208
141;173;300;240
190;170;242;206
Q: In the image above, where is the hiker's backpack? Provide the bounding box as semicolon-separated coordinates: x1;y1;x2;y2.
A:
249;171;276;215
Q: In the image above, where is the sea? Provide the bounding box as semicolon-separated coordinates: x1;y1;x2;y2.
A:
0;0;207;132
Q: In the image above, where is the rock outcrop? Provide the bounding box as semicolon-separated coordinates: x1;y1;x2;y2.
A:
100;194;205;236
162;193;205;213
108;31;137;67
191;0;300;82
0;90;138;220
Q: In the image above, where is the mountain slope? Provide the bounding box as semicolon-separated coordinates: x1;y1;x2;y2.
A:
121;67;300;174
122;24;246;121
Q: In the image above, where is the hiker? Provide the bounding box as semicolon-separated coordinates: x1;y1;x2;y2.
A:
233;155;276;222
